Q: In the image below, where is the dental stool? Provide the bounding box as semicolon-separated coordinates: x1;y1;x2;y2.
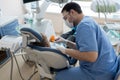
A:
20;27;77;80
114;55;120;80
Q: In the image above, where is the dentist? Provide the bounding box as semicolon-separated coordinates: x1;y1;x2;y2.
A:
55;2;118;80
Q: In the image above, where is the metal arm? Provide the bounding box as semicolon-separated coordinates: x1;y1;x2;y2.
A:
35;0;51;20
34;0;70;20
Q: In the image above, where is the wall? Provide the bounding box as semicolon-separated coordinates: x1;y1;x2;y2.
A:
0;0;24;16
0;0;65;35
0;0;26;24
45;12;64;35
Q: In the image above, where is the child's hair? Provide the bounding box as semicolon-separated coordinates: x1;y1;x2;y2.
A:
30;33;50;47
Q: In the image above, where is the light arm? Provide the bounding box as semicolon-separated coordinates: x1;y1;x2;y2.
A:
35;0;51;20
35;0;71;20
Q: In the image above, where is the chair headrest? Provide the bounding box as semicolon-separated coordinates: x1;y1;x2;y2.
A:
20;28;42;42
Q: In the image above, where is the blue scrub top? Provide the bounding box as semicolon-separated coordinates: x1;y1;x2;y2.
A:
55;16;118;80
75;16;118;80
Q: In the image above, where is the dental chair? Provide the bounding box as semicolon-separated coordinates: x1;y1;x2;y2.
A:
20;27;77;80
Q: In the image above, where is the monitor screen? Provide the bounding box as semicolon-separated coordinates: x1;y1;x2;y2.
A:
23;0;39;3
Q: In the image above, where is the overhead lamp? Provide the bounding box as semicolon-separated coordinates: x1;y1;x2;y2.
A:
91;0;119;23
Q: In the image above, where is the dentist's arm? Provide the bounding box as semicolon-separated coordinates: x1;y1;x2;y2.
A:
57;47;98;63
65;49;98;62
55;37;76;49
56;37;98;62
66;40;76;49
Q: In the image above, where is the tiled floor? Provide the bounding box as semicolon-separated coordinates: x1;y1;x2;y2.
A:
0;54;80;80
1;54;120;80
0;55;40;80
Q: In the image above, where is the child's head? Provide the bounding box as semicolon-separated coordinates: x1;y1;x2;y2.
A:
30;33;50;47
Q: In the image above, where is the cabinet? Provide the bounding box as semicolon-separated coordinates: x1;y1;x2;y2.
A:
0;16;20;67
0;16;19;38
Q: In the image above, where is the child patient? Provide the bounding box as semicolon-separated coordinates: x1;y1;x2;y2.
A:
30;31;75;48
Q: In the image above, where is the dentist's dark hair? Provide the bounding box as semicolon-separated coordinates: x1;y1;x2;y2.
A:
61;2;82;14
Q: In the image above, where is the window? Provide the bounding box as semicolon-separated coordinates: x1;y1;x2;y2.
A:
25;0;120;24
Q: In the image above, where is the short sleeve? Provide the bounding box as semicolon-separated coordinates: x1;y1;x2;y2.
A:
76;23;98;52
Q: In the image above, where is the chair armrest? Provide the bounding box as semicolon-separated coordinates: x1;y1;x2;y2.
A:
28;44;77;65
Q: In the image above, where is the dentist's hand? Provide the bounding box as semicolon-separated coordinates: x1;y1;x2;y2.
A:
55;37;68;44
57;46;66;54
